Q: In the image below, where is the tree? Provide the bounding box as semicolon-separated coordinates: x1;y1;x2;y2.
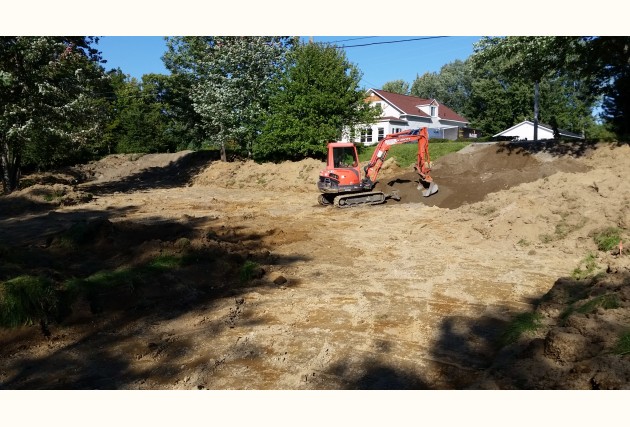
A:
465;58;596;136
382;79;409;95
410;60;472;115
410;71;442;100
589;37;630;137
255;42;380;161
471;37;585;141
163;36;296;161
0;37;109;193
102;69;174;154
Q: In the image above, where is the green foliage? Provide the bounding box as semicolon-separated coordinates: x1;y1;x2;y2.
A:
411;59;472;116
165;36;296;161
0;37;110;192
560;294;620;325
255;42;380;161
103;70;175;154
382;79;409;95
471;36;630;139
576;294;620;314
240;260;260;283
614;331;630;355
593;227;623;251
0;276;58;327
499;311;542;346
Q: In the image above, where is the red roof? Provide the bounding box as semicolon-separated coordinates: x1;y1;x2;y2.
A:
371;89;469;123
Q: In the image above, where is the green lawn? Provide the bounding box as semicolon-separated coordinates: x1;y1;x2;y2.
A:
358;141;470;168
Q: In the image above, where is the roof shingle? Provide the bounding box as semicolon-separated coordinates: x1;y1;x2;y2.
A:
371;89;469;123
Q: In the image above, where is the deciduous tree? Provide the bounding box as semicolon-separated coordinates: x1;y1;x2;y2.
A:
382;79;409;95
163;36;295;161
0;36;108;193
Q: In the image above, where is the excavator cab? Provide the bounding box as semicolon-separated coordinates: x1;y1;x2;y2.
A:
331;145;358;169
317;143;365;205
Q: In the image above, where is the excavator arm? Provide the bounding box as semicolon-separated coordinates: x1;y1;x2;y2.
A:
362;127;438;197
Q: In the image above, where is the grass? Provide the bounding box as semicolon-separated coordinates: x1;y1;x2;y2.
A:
240;260;260;283
560;294;620;325
358;141;470;167
0;275;59;327
499;311;542;346
614;331;630;355
572;252;599;280
593;227;623;251
42;189;66;202
0;253;188;328
576;294;620;314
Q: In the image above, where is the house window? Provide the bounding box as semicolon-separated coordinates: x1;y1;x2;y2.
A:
430;106;437;117
392;127;401;134
360;128;373;143
378;127;384;141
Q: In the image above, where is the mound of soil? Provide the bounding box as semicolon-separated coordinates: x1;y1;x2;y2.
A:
375;142;590;209
476;267;630;390
2;140;629;391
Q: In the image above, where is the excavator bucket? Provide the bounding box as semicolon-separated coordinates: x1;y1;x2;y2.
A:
418;182;438;197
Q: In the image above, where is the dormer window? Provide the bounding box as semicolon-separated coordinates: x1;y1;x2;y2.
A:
430;106;437;117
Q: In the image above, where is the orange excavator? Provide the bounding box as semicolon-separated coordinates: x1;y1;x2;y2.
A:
317;127;438;207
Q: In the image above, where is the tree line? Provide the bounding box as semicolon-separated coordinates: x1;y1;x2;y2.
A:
2;36;630;194
383;37;630;140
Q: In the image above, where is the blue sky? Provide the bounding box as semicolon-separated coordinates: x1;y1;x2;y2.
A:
96;36;481;89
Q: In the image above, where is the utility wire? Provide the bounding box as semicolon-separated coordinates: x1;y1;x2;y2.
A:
318;36;378;45
337;36;450;48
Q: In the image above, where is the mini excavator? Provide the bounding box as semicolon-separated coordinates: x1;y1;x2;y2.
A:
317;127;438;208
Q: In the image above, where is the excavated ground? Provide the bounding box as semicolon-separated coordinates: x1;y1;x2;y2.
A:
1;140;629;390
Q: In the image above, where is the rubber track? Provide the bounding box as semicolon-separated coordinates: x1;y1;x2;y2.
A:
333;191;386;208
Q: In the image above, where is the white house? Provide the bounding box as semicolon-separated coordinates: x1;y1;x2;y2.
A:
493;120;583;141
342;89;472;145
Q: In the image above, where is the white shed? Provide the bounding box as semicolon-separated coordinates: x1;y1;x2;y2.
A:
493;121;583;141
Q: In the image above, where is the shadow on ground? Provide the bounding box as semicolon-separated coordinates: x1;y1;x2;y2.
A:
79;151;219;195
0;206;309;389
496;139;627;158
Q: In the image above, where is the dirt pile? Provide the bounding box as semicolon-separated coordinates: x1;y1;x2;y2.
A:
476;267;630;389
192;158;325;193
376;142;590;209
1;140;630;390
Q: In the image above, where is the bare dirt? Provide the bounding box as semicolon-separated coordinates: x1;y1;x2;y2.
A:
1;140;629;389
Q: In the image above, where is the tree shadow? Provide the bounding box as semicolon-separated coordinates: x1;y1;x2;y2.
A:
0;206;310;389
494;139;610;159
79;150;219;195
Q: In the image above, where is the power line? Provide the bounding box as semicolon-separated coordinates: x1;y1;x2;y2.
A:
338;36;450;48
318;36;378;44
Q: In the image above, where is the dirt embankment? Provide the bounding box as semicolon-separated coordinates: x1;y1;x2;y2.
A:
1;140;629;390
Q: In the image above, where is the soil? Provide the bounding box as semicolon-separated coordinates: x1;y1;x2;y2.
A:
1;140;629;390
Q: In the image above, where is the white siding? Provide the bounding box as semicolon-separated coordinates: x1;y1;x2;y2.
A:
498;122;554;140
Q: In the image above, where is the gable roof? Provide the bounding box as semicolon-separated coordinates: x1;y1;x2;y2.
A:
371;89;469;123
493;120;583;139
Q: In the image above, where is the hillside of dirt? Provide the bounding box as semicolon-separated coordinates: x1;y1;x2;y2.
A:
1;140;629;390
